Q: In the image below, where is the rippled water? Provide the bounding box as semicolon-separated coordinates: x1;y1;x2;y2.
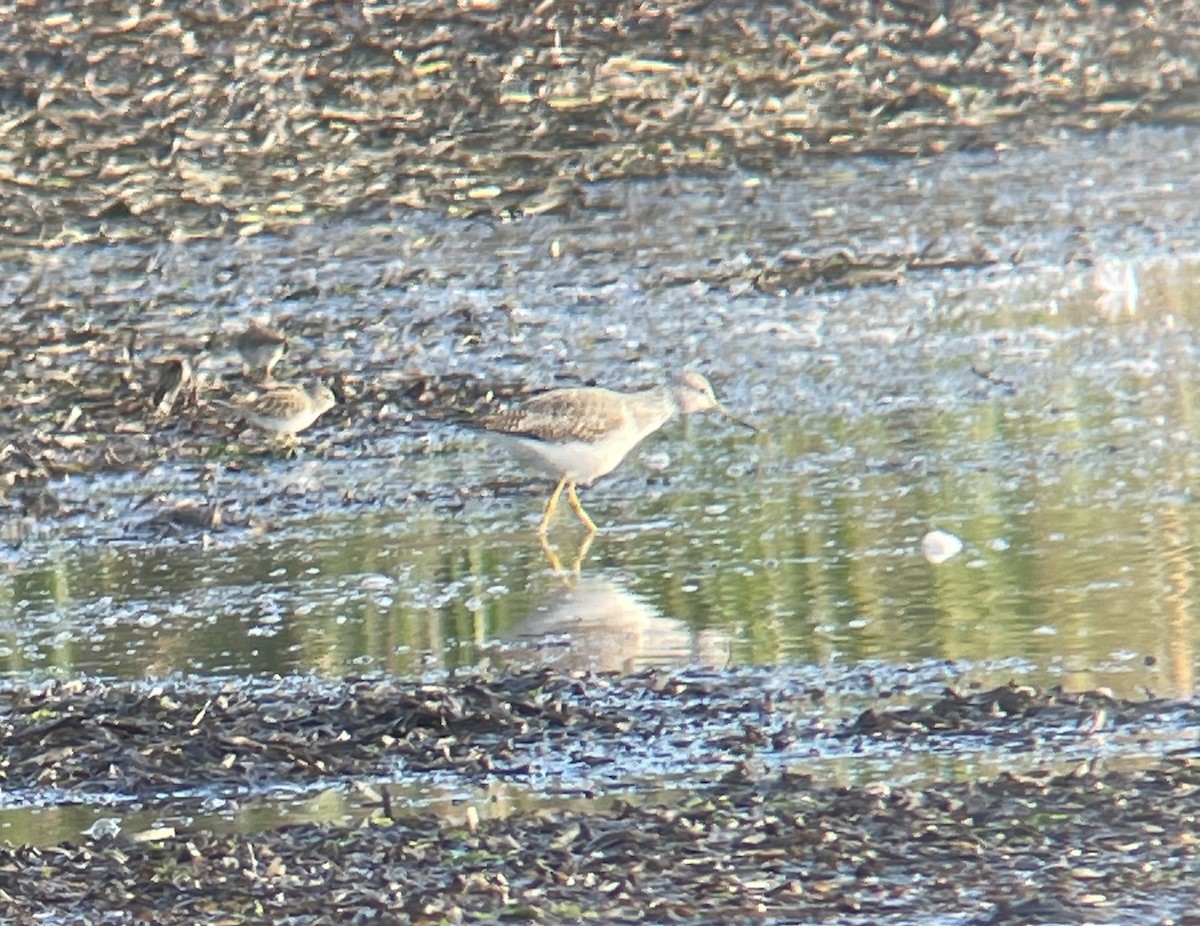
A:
4;125;1200;702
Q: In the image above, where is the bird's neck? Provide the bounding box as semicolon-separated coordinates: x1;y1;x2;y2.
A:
628;386;677;435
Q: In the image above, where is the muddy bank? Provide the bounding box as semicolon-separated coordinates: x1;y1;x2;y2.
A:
1;671;1197;923
3;1;1199;245
3;670;1191;805
4;762;1199;924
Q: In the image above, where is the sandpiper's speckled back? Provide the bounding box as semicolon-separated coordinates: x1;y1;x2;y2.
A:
244;379;335;435
479;386;650;445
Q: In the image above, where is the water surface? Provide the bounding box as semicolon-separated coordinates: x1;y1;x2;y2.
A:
2;128;1199;814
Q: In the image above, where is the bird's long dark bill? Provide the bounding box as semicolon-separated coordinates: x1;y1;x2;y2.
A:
717;403;759;433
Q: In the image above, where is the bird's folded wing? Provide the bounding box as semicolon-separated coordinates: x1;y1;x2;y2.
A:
479;389;625;444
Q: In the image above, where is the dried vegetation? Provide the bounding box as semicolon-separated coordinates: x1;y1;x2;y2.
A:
2;1;1197;246
1;671;1198;923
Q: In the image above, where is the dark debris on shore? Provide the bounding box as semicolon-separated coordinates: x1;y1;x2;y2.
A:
5;762;1200;925
0;670;1192;802
1;670;1198;924
3;1;1199;246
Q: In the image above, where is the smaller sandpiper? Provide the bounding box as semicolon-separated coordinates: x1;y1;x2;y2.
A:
150;356;195;416
235;320;289;382
237;379;336;446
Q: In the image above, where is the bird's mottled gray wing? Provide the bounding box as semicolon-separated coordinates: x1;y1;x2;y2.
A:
478;388;626;444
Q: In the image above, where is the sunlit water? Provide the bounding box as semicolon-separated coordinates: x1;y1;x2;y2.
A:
4;125;1200;842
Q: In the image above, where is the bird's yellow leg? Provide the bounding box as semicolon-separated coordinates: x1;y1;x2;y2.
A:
567;482;598;533
538;475;569;535
272;434;298;458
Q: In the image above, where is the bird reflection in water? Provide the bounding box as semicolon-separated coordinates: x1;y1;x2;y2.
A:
501;573;731;674
539;531;596;576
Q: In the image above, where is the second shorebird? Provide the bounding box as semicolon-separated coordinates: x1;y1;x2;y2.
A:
236;320;289;382
475;371;755;535
237;379;337;447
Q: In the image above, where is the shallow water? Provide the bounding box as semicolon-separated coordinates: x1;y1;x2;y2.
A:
4;125;1200;843
6;131;1200;693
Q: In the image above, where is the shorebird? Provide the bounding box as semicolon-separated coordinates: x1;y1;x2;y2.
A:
150;357;195;416
236;379;336;445
474;371;755;535
235;320;288;382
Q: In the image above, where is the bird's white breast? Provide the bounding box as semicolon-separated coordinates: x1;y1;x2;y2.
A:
490;418;647;485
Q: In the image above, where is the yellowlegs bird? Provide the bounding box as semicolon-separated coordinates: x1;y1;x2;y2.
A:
475;371;755;535
236;320;288;382
236;379;336;444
